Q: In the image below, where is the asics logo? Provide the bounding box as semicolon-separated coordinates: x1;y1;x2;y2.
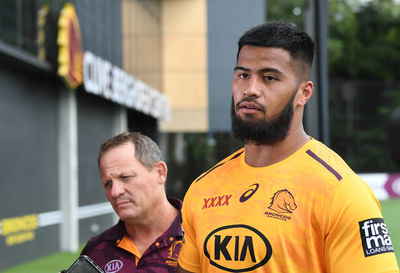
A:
239;184;259;202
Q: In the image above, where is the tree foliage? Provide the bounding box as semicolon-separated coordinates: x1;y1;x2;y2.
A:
268;0;400;80
266;0;305;28
267;0;400;172
328;0;400;171
329;0;400;80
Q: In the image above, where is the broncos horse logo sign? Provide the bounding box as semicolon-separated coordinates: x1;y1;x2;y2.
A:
268;189;297;213
265;189;297;221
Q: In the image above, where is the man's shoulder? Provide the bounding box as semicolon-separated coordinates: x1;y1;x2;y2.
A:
302;139;356;183
192;148;244;184
81;221;124;255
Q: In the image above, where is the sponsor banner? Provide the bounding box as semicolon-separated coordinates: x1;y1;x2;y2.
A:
359;173;400;200
0;215;38;246
384;174;400;198
359;218;394;257
0;202;113;247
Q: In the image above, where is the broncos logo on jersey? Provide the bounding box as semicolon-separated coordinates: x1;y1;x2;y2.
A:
165;239;183;267
268;189;297;213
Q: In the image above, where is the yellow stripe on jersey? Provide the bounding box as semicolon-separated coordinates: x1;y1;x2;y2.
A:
194;149;244;183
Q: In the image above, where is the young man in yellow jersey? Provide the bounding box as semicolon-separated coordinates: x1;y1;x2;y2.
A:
177;22;399;273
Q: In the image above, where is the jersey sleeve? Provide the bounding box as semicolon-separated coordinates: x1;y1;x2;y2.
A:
324;176;399;273
178;187;201;273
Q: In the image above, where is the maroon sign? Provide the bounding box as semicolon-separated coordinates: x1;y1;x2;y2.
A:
384;173;400;198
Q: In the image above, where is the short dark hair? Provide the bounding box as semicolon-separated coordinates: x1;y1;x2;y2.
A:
98;132;162;169
237;22;314;68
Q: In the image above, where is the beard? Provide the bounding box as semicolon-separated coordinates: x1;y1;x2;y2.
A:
231;94;295;145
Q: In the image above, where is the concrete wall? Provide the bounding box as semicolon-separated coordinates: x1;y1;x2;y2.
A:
0;65;60;270
0;1;125;269
207;0;266;132
160;0;208;132
74;0;122;66
122;0;163;91
123;0;266;133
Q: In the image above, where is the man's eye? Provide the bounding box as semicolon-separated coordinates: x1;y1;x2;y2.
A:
104;180;112;188
238;73;249;79
121;176;131;181
264;75;277;81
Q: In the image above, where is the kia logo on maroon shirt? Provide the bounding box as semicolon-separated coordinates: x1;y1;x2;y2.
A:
104;259;123;273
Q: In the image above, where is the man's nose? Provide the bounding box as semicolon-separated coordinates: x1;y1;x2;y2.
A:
110;181;124;197
245;77;262;97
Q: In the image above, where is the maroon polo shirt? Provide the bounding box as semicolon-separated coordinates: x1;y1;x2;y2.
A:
81;199;183;273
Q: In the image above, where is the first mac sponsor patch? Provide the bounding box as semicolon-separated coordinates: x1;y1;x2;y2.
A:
359;218;394;257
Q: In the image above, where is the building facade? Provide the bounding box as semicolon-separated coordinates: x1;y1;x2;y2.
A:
0;0;266;270
0;0;169;270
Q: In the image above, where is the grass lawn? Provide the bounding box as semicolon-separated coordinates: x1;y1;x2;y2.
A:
381;198;400;262
1;199;399;272
0;249;80;273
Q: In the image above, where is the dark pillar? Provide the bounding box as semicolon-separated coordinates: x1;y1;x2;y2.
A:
304;0;330;145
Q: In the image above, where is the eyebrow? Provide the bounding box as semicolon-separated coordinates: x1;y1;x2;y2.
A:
234;66;250;72
234;66;283;75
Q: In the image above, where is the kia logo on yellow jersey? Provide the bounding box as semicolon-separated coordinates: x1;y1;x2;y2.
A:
203;224;272;272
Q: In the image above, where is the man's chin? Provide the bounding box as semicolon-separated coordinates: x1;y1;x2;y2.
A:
115;208;138;221
234;115;267;129
232;118;290;145
118;213;138;222
236;114;264;125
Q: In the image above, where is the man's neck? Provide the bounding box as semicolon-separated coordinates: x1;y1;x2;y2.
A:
244;129;310;167
124;199;178;254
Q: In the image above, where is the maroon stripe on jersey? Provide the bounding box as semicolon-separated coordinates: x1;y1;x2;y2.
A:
306;149;343;181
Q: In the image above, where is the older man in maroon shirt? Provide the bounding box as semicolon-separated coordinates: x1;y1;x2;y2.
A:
81;132;183;273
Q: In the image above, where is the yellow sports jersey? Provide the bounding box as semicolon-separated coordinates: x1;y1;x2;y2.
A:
178;139;399;273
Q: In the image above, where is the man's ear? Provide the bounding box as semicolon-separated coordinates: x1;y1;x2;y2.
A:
296;80;313;106
154;161;168;185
